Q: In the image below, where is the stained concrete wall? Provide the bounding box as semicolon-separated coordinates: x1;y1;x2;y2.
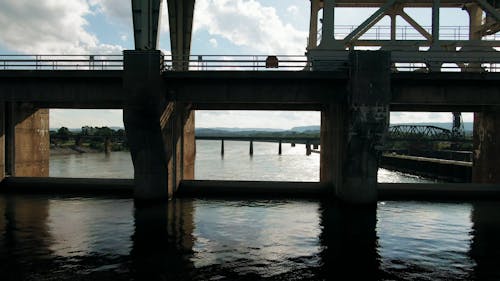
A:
6;103;49;177
320;51;390;204
0;102;4;181
123;50;196;201
473;111;500;183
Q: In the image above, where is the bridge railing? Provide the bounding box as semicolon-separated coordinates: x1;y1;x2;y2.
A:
0;52;498;72
0;55;123;70
163;55;313;71
333;25;499;41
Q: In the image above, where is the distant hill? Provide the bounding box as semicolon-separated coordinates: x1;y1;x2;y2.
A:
290;125;320;132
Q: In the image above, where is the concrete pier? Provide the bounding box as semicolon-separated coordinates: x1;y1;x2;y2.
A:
0;102;4;181
123;51;195;200
278;140;282;155
3;103;49;177
321;51;390;204
249;140;254;156
473;111;500;183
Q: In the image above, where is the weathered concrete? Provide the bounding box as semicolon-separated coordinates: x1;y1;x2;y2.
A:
473;111;500;183
321;51;390;204
182;107;195;181
4;103;49;177
0;102;4;181
123;50;169;200
123;51;195;200
162;103;195;197
321;103;347;189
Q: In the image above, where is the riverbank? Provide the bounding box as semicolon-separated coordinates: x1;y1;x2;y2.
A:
50;145;101;155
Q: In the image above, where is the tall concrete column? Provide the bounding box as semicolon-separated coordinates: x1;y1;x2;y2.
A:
320;103;347;190
4;103;49;177
181;106;195;181
473;111;500;183
123;50;169;200
321;51;390;204
123;51;195;200
162;103;195;196
0;102;4;181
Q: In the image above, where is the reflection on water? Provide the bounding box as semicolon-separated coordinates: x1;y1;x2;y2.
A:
2;140;497;279
1;195;499;280
49;141;435;184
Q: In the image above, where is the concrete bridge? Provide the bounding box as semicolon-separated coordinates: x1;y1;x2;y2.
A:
0;0;499;204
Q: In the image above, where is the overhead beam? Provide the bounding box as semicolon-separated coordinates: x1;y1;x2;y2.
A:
475;0;500;21
131;0;163;50
343;0;397;45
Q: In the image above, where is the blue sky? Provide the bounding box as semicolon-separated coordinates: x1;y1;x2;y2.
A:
0;0;477;129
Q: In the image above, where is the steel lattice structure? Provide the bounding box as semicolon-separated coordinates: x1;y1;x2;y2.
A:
388;125;455;140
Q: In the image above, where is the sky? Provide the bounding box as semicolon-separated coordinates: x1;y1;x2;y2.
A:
0;0;476;129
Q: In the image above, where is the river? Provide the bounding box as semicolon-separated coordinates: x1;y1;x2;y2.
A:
1;140;498;280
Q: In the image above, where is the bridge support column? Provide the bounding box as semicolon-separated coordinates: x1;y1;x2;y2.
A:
321;51;390;204
0;102;4;181
123;51;195;201
3;103;49;177
473;111;500;183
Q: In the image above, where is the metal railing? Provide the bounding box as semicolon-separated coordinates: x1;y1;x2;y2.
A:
0;55;123;70
0;52;498;72
163;55;311;71
332;25;499;41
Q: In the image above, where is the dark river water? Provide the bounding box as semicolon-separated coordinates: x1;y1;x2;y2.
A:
1;141;499;280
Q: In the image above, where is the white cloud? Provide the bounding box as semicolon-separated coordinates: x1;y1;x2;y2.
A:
50;109;123;129
89;0;132;26
196;111;320;129
287;5;298;15
193;0;308;54
0;0;123;54
390;112;473;124
209;38;218;48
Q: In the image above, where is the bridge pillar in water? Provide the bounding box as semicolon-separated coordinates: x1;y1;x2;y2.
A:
1;103;49;177
473;111;500;183
321;51;390;204
123;51;195;201
0;102;4;181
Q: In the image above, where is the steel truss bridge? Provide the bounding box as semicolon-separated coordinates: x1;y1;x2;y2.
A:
388;124;465;141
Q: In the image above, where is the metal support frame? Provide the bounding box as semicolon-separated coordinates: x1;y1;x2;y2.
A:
131;0;163;50
312;0;498;51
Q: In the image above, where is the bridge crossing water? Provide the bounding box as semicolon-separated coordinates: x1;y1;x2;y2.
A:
0;0;499;204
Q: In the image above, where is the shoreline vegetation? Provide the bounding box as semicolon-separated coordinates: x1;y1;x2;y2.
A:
50;126;128;156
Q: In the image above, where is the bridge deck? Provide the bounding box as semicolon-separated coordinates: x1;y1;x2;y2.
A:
0;70;499;111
